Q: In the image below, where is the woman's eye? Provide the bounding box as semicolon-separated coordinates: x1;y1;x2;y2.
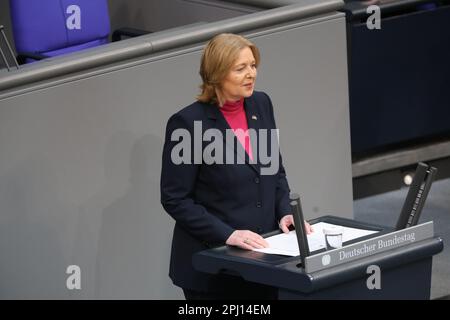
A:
235;64;256;72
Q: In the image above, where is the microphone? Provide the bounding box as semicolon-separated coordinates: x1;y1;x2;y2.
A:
290;193;310;268
395;162;437;230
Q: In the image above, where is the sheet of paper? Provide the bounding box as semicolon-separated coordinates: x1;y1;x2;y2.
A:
254;222;379;256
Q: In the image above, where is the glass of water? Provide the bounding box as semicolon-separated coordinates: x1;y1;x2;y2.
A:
323;226;343;250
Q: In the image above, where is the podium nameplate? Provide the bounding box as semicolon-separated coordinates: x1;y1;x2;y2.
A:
305;221;434;273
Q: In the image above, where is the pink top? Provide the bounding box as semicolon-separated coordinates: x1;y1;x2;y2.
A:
219;98;253;161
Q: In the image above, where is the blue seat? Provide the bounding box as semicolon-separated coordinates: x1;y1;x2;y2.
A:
9;0;148;64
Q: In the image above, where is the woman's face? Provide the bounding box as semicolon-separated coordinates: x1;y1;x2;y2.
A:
217;46;257;104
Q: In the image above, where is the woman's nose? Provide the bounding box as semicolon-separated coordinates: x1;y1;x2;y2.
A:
247;68;256;78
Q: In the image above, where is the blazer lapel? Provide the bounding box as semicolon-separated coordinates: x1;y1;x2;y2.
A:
244;96;261;173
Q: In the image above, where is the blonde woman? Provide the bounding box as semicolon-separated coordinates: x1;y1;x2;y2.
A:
161;33;312;300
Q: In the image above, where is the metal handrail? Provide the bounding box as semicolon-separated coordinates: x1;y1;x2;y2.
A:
0;0;343;91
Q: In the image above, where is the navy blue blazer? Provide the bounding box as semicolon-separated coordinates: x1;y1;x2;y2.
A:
160;91;292;291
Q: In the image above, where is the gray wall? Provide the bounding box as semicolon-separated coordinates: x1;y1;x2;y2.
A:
0;7;351;299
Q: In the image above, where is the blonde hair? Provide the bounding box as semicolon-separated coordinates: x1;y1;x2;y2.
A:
197;33;260;104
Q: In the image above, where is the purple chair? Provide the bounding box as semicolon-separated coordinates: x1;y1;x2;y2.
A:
9;0;148;64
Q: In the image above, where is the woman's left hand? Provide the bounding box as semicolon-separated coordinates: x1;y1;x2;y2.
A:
279;215;313;234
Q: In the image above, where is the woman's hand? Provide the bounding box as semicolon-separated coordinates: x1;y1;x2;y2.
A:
226;230;269;250
279;215;313;234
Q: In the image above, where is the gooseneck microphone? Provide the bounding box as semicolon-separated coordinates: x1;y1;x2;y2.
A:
289;193;310;269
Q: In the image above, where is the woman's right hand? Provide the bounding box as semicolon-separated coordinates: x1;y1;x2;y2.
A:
225;230;269;250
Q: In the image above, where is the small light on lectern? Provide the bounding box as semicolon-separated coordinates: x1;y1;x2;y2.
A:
403;174;413;186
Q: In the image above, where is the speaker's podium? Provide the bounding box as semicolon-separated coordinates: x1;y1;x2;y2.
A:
193;164;444;300
193;216;442;299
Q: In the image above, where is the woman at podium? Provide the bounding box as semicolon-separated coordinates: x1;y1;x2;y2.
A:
160;33;312;300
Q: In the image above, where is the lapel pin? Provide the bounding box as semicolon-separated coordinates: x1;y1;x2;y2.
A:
251;115;257;120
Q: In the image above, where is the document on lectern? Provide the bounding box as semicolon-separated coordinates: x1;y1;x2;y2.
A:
254;222;379;256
